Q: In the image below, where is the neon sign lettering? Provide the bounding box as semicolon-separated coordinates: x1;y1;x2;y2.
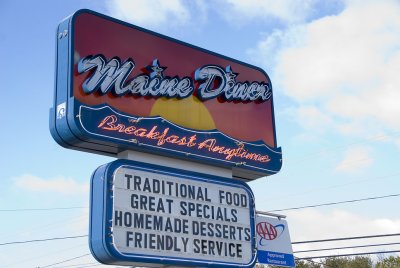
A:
78;55;193;98
194;65;271;101
77;55;272;102
97;114;271;163
98;115;197;147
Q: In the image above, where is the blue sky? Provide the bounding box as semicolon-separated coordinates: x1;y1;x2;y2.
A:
0;0;399;267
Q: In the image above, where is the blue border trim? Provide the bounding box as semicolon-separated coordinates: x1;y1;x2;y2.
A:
77;103;282;174
90;159;257;267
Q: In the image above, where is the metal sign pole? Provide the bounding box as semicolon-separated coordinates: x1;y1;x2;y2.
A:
256;210;287;219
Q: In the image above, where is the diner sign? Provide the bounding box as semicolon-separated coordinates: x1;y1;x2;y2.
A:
89;159;256;267
50;9;282;179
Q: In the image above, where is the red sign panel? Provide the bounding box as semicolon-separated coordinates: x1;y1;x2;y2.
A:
50;9;282;180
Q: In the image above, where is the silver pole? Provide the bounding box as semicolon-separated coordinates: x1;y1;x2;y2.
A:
256;210;286;219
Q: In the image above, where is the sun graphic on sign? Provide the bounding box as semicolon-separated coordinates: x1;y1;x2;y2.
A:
150;95;216;131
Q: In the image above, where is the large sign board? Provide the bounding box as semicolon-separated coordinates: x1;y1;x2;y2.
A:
256;215;295;267
50;9;282;180
90;159;256;267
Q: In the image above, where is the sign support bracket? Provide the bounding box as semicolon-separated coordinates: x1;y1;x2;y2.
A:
256;210;286;220
118;150;233;179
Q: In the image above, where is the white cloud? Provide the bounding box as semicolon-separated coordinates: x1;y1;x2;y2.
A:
278;0;400;100
106;0;190;27
219;0;316;24
249;0;400;137
248;26;306;69
14;174;89;195
335;145;373;173
105;0;326;29
287;208;400;257
297;105;333;132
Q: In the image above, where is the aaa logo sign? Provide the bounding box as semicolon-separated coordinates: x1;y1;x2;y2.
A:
256;216;295;267
256;221;285;245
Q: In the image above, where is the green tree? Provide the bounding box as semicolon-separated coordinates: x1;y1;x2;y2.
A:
324;256;372;268
295;259;322;268
256;255;400;267
375;256;400;268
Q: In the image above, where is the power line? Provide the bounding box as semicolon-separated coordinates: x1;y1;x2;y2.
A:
288;130;400;166
0;214;87;247
0;206;87;212
5;187;398;215
296;250;400;260
269;193;400;212
1;232;398;248
0;235;87;246
263;171;400;202
294;242;400;253
59;264;101;268
292;233;400;244
38;253;90;268
3;242;87;267
46;263;98;268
